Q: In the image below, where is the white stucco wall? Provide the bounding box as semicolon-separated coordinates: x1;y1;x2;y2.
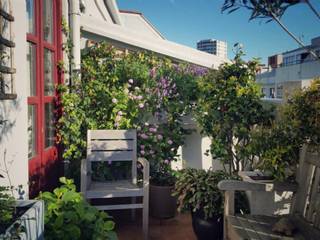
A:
171;117;225;171
0;0;28;198
256;60;320;98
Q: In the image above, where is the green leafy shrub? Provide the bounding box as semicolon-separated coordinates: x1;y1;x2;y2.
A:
251;79;320;180
195;47;273;173
0;186;15;234
38;177;117;240
173;169;231;219
58;42;202;185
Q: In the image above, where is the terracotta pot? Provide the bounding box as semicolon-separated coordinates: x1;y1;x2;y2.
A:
149;184;177;219
191;210;223;240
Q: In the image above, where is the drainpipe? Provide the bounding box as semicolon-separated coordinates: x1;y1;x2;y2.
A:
69;0;81;73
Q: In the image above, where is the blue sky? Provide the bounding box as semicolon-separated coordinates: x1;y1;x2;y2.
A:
117;0;320;64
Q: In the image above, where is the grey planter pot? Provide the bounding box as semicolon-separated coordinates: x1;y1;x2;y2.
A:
150;184;177;219
2;200;44;240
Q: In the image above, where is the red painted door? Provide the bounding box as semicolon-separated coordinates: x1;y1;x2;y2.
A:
27;0;62;197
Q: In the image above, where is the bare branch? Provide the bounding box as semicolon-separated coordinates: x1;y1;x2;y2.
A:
305;0;320;20
270;12;320;61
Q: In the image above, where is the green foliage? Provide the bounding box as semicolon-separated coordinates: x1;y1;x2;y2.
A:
196;48;273;173
173;169;231;219
251;79;320;180
283;79;320;150
38;177;117;240
0;186;15;234
58;42;201;185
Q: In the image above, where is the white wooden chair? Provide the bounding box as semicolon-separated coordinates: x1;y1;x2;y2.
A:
81;129;149;239
218;145;320;240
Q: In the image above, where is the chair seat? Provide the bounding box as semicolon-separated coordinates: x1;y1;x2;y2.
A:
86;180;144;199
227;215;306;240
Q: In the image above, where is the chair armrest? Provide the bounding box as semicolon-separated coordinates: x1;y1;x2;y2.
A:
218;180;297;192
138;157;150;186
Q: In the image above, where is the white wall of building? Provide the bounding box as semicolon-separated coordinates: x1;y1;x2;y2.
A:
257;60;320;99
0;0;28;198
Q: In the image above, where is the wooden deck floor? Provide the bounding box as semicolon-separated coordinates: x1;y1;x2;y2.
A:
112;210;197;240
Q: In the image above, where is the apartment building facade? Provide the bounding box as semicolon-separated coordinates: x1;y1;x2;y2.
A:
196;39;227;59
256;36;320;100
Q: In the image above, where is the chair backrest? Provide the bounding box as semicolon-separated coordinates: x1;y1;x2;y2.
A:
292;145;320;229
87;129;137;183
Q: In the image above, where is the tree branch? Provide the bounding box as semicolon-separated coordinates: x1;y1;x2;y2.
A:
305;0;320;20
271;12;320;61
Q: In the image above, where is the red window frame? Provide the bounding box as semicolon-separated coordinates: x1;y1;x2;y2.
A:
27;0;63;197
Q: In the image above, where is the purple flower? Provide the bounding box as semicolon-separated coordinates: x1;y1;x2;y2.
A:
167;140;173;145
139;103;144;109
150;67;156;78
137;95;143;100
157;134;163;140
112;98;117;104
117;111;123;116
128;79;134;84
164;159;169;164
141;134;148;139
140;150;145;155
140;145;145;149
149;127;157;133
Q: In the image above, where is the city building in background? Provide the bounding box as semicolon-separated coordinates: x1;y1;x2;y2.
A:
197;39;227;59
256;36;320;100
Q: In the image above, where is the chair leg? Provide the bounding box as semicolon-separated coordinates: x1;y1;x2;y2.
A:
131;197;136;221
142;193;149;239
142;204;148;239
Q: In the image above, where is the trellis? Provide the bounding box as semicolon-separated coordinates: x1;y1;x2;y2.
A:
0;0;16;100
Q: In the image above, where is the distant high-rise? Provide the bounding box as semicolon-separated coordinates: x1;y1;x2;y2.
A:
197;39;227;58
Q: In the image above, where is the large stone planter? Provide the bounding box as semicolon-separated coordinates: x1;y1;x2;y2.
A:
150;184;177;219
239;171;293;216
2;200;44;240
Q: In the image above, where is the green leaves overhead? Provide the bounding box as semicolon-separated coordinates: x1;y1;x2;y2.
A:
222;0;301;21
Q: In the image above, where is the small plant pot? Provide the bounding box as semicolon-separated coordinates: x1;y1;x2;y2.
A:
149;184;177;219
1;200;44;240
191;209;223;240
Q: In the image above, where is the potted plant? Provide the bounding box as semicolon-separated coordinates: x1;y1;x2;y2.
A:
0;153;44;240
38;177;117;240
137;122;184;219
173;168;230;240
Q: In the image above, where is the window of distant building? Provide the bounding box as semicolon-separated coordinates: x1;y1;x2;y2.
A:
261;87;266;98
283;55;296;66
269;88;275;98
276;85;283;99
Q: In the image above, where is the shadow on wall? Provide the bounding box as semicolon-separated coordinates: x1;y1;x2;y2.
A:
0;99;20;144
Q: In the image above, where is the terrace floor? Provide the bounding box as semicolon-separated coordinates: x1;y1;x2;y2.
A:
112;210;197;240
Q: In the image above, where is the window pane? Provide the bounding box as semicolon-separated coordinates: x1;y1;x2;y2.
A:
43;0;53;43
44;49;54;95
27;42;36;96
45;102;55;148
28;105;36;159
26;0;35;34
